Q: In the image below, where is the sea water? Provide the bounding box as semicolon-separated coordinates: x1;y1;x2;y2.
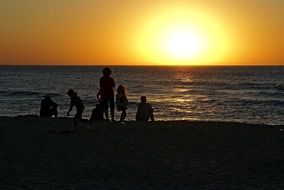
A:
0;66;283;125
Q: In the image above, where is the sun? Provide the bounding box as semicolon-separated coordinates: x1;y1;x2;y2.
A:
162;26;204;61
136;8;230;65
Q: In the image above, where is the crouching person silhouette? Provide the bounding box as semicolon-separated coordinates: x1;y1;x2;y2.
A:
40;94;58;117
89;104;104;127
67;89;88;131
135;96;154;121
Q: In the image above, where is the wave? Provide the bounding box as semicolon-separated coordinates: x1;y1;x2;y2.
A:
241;99;284;106
275;84;284;91
0;90;62;97
0;91;9;94
177;81;228;87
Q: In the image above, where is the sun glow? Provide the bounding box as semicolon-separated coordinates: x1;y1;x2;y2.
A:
162;25;205;60
136;8;230;65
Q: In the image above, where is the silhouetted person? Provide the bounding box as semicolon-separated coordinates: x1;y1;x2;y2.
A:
136;96;154;121
100;67;115;121
89;104;104;126
40;95;58;117
116;85;128;122
67;89;87;131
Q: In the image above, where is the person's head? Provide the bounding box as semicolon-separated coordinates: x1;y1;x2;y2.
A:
117;85;125;94
44;94;51;100
141;96;147;103
102;67;112;76
67;89;76;96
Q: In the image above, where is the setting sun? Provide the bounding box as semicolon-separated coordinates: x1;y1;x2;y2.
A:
136;7;231;65
162;25;205;61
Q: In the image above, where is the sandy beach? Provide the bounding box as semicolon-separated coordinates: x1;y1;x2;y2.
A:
1;116;284;189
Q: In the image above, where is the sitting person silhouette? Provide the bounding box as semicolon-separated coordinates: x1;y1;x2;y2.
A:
135;96;154;121
89;104;104;123
40;94;58;117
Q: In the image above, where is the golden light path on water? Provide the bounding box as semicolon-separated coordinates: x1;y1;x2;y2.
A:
150;68;216;121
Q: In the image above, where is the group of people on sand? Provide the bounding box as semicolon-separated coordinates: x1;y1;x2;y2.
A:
40;67;154;130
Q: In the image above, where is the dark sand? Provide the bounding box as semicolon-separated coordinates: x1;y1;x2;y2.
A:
1;116;284;189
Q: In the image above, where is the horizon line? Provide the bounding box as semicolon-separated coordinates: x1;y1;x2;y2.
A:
0;64;283;67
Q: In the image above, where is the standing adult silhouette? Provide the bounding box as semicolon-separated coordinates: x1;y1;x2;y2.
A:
99;67;115;121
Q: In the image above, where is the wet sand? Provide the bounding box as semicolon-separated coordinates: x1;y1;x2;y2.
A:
1;116;284;189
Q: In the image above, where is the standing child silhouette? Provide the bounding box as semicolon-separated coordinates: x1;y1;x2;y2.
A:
116;85;128;122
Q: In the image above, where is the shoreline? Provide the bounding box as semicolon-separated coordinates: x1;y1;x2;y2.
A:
1;116;284;189
1;115;283;128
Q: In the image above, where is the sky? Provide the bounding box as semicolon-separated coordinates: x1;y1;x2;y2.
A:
0;0;283;65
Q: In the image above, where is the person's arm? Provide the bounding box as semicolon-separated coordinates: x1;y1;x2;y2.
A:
100;78;103;88
97;91;100;99
135;105;138;121
112;78;115;88
67;102;73;116
97;91;101;102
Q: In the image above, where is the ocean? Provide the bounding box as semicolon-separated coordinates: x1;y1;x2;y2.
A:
0;66;283;125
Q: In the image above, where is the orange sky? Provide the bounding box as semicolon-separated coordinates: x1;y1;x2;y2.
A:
0;0;283;65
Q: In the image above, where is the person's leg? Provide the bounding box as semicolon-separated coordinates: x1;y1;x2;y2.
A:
89;113;94;127
109;97;115;121
102;98;109;120
120;110;126;122
73;113;79;131
150;113;154;121
78;109;88;123
79;117;88;123
104;109;109;120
